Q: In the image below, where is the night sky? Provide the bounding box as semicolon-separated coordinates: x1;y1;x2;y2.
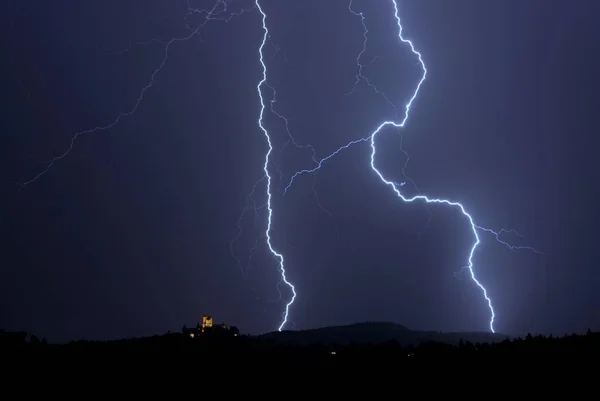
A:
1;0;599;343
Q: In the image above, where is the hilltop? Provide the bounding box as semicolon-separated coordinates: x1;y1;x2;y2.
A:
258;322;509;346
3;325;600;353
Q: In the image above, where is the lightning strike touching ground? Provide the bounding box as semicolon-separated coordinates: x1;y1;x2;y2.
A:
282;0;544;333
254;1;296;332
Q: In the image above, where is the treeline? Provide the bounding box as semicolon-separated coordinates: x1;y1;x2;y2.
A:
3;329;600;353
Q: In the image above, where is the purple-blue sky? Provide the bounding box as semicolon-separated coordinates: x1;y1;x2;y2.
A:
1;0;598;343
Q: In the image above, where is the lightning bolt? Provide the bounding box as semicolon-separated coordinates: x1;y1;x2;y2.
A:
280;0;544;333
255;1;297;332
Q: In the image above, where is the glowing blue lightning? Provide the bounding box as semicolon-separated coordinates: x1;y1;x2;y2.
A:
281;0;543;333
255;1;296;332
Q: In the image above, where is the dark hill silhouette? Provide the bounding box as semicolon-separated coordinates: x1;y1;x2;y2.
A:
4;326;600;353
258;322;509;346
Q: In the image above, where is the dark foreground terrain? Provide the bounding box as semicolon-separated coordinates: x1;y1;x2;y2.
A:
3;322;600;355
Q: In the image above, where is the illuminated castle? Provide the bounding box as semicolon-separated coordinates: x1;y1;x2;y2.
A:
201;315;213;332
182;314;239;338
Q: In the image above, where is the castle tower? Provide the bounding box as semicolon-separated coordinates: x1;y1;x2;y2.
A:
201;314;213;332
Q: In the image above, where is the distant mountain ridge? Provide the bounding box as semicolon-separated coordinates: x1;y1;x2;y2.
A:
258;322;508;346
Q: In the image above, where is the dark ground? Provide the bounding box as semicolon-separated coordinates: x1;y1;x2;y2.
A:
3;322;600;354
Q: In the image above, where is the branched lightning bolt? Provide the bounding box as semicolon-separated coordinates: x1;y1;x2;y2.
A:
282;0;544;333
231;4;340;317
230;66;329;314
255;1;296;332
